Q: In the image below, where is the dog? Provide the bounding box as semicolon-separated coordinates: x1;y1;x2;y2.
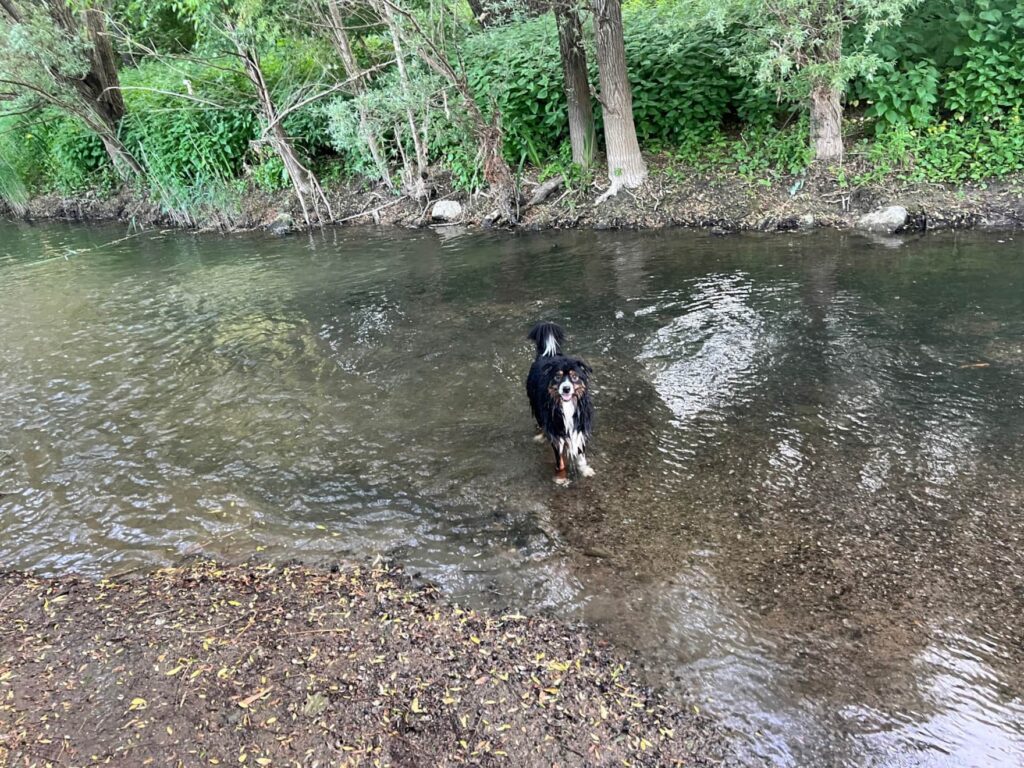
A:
525;322;594;483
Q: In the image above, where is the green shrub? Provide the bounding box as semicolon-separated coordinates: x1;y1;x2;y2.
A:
0;130;28;208
855;0;1024;126
461;8;775;169
323;96;381;180
249;154;289;191
861;59;941;131
674;114;813;179
850;110;1024;184
0;114;41;204
121;60;257;189
46;117;115;194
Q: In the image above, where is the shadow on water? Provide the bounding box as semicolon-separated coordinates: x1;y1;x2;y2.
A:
2;221;1023;766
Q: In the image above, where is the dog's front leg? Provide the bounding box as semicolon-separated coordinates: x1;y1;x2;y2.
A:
576;450;595;478
553;444;569;485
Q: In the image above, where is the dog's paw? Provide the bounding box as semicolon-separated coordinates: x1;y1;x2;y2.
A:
579;465;596;478
532;433;546;444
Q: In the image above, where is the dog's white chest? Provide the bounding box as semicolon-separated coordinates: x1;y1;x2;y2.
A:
560;400;585;457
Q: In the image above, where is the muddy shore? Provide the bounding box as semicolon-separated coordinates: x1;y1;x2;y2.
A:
0;560;727;767
3;159;1023;234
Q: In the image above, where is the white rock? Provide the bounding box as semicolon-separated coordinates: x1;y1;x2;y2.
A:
856;205;908;234
431;200;463;222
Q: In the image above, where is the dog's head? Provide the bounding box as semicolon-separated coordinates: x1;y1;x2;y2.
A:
544;356;592;404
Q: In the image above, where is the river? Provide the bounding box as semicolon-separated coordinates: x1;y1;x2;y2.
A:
1;221;1022;766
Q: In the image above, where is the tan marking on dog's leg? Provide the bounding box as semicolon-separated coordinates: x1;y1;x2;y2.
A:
554;447;569;485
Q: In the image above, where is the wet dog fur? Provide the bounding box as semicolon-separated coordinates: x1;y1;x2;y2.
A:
525;322;594;482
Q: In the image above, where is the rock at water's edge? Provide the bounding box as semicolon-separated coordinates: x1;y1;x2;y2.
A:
267;212;294;236
431;200;463;222
856;205;908;235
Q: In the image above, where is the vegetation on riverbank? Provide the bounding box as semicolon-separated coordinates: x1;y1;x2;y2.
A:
1;1;1024;228
0;559;725;766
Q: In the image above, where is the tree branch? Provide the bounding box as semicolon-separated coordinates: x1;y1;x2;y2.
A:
260;58;395;136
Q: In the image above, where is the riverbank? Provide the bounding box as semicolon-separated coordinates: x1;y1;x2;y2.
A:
4;157;1023;234
0;559;726;767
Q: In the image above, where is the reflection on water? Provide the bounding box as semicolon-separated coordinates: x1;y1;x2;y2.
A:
2;222;1023;767
638;273;772;426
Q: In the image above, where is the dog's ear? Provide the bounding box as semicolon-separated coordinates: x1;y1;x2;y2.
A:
579;360;593;376
540;358;561;378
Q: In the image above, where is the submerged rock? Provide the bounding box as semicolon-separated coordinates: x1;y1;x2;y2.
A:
856;205;908;234
267;212;294;236
430;200;463;222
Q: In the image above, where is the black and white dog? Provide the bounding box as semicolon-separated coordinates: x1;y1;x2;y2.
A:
525;322;594;482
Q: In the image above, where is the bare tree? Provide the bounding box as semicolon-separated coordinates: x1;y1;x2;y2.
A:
371;0;518;220
591;0;645;199
371;0;431;200
319;0;393;187
229;29;334;226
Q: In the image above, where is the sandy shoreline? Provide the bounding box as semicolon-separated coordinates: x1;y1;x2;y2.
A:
0;559;729;767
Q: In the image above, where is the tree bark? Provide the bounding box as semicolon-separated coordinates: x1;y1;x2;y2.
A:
38;1;144;179
322;0;392;187
809;80;843;163
591;0;645;197
553;0;593;169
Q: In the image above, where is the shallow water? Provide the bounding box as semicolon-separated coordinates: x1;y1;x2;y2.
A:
2;221;1023;766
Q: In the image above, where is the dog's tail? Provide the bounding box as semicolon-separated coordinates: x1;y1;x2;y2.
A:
528;322;564;357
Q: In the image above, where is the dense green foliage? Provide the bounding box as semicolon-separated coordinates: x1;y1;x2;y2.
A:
2;0;1024;212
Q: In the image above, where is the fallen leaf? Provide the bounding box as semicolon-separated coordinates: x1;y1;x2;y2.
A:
237;687;274;709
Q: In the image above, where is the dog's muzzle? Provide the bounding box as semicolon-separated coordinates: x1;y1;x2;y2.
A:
559;381;574;401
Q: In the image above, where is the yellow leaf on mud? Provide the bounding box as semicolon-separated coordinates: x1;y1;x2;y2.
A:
165;665;185;676
128;697;148;711
411;697;424;714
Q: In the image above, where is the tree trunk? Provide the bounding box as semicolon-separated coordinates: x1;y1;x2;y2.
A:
554;0;594;169
591;0;645;198
809;80;843;163
465;0;490;25
82;8;125;122
323;0;392;187
42;1;144;179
